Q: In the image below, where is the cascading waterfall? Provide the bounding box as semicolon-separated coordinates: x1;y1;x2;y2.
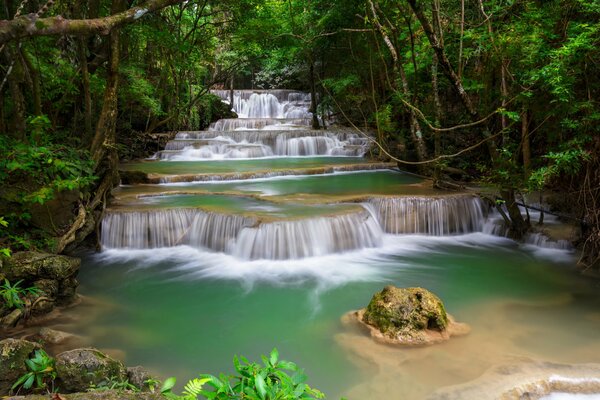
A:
149;89;373;160
366;196;488;235
155;130;370;160
231;211;383;260
101;208;382;260
211;90;312;119
101;195;504;260
101;209;255;251
209;118;312;131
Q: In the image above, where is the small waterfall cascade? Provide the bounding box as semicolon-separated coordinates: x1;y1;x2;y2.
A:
100;194;521;260
366;196;487;235
156;130;370;160
101;209;255;252
211;89;312;119
232;211;383;260
152;89;371;160
101;208;382;260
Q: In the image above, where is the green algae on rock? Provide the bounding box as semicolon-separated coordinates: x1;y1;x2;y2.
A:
350;286;469;345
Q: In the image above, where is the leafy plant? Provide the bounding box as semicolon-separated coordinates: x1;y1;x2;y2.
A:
161;349;325;400
0;216;11;257
88;375;140;392
0;279;42;310
11;349;56;393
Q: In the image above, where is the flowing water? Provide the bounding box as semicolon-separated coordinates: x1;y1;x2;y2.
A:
65;90;600;399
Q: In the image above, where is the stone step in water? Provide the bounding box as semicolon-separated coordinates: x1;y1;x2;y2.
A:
120;158;393;183
114;170;430;201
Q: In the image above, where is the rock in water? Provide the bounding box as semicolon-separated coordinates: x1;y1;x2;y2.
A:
55;348;127;392
353;286;469;345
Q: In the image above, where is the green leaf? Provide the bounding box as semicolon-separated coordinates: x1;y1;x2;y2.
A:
23;374;35;389
161;377;177;393
255;373;267;400
269;348;279;366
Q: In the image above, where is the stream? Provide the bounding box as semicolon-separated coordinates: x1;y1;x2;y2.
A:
61;89;600;399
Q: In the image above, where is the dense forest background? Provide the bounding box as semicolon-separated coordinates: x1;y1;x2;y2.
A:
0;0;598;269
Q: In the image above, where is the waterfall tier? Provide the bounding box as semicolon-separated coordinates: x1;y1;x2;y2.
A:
233;211;382;260
209;118;312;131
101;194;499;260
367;196;487;235
101;208;382;260
211;90;312;119
156;130;370;160
101;209;255;252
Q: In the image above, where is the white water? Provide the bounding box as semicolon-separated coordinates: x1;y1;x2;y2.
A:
150;89;373;160
367;196;486;235
211;89;312;119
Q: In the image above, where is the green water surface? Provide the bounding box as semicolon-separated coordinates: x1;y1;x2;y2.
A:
120;157;372;175
69;239;600;399
116;170;432;201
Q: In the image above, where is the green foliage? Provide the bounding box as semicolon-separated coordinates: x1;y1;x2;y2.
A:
0;279;43;310
528;144;591;190
0;217;11;258
161;349;325;400
0;130;96;251
88;376;140;392
11;350;56;393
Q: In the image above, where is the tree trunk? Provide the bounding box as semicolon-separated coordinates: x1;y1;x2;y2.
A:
90;0;125;182
4;46;26;139
522;107;531;178
501;189;528;238
369;0;427;162
73;0;93;143
20;48;42;115
309;61;320;130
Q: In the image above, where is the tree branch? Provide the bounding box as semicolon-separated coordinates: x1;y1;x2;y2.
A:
0;0;183;46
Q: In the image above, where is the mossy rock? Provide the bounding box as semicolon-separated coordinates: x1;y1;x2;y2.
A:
4;391;163;399
0;339;42;395
3;252;80;282
355;286;469;345
119;170;150;185
55;348;127;393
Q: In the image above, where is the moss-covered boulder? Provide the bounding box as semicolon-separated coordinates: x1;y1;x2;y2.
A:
4;390;164;399
1;252;80;328
55;349;127;392
0;339;42;395
353;286;469;345
3;252;79;282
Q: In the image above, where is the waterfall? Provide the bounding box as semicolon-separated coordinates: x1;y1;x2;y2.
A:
524;232;572;250
156;130;370;159
101;209;255;251
367;195;488;235
231;211;383;260
101;208;382;260
209;118;312;131
211;90;312;119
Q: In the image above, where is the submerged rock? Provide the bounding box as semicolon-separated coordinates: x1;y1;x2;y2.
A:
55;348;127;392
350;286;469;345
0;339;42;395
